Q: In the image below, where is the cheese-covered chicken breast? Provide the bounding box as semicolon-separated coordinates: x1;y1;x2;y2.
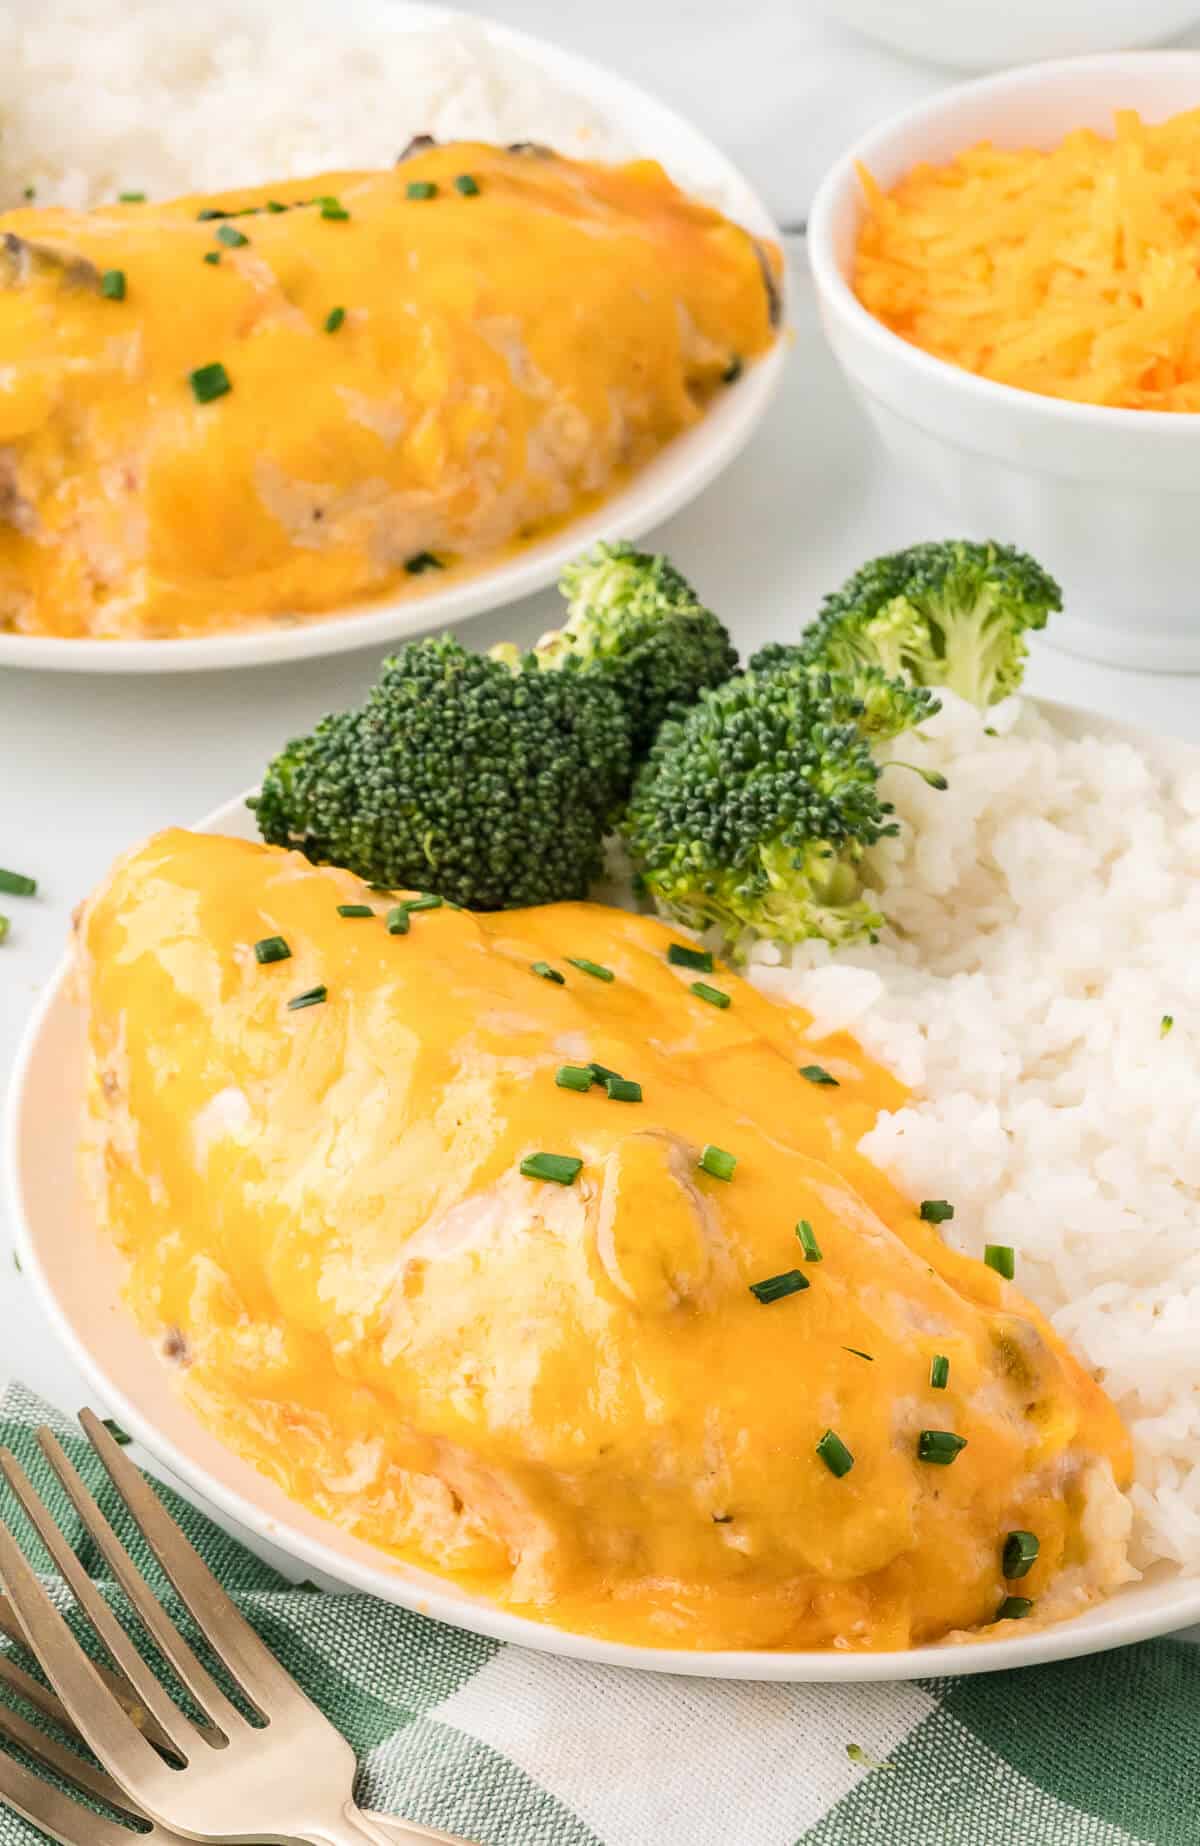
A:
0;142;779;640
79;830;1131;1650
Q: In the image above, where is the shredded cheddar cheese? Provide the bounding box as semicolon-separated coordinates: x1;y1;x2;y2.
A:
854;108;1200;412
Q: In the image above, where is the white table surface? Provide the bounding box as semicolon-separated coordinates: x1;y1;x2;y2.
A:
3;9;1200;1628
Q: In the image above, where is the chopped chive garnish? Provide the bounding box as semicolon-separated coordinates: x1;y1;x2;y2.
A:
795;1219;823;1262
984;1244;1015;1280
287;985;328;1011
588;1061;621;1085
567;957;614;982
454;173;481;196
325;306;346;333
917;1429;967;1466
531;960;564;984
0;868;36;897
722;354;744;384
1002;1530;1039;1579
0;915;9;944
1161;1014;1175;1037
203;250;221;265
556;1065;592;1092
667;942;712;972
816;1429;854;1477
799;1064;838;1087
919;1199;954;1224
253;935;291;964
404;550;444;573
101;1417;132;1447
385;906;410;936
189;362;231;404
118;190;146;202
929;1354;950;1390
404;893;443;912
100;268;126;300
605;1076;642;1103
197;208;228;221
367;883;395;893
692;981;730;1009
216;223;249;247
336;904;373;918
407;180;438;200
22;186;34;201
699;1145;736;1182
267;200;288;213
520;1152;582;1186
843;1346;874;1362
996;1596;1033;1621
749;1269;809;1305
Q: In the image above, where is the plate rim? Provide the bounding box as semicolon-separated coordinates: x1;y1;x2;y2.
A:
8;695;1200;1682
0;0;788;676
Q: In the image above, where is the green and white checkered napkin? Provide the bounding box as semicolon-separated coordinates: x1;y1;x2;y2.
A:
0;1381;1196;1846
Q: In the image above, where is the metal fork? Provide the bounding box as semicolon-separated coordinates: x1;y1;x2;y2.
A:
0;1411;474;1846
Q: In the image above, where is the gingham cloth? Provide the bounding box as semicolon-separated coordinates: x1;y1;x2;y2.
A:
0;1382;1196;1846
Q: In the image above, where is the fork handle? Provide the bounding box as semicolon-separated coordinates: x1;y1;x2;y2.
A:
298;1805;475;1846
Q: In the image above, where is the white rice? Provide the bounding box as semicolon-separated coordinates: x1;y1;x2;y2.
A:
745;692;1200;1576
0;0;628;210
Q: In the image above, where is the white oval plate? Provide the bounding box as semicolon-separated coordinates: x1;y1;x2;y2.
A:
0;2;786;676
9;703;1200;1681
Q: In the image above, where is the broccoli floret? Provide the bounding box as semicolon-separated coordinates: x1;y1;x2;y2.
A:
623;663;939;951
752;540;1061;708
526;540;737;755
252;636;631;909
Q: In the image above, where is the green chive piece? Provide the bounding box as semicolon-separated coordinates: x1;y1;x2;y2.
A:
984;1244;1015;1280
749;1269;809;1305
101;1417;132;1447
216;223;249;247
203;250;221;265
385;906;410;936
0;868;36;897
722;354;744;385
454;173;481;196
605;1076;642;1103
531;961;565;985
189;361;231;404
367;883;395;893
287;985;327;1011
320;198;351;220
667;942;712;972
197;208;228;221
556;1065;592;1092
929;1354;950;1390
267;199;288;212
1161;1014;1175;1037
22;186;34;201
996;1596;1033;1621
407;180;438;200
100;268;126;300
0;915;9;944
691;981;730;1009
567;957;614;983
699;1145;736;1182
253;935;291;965
520;1152;582;1186
917;1429;967;1466
404;550;444;574
324;306;346;333
404;893;443;913
919;1199;954;1224
843;1347;874;1362
118;190;146;203
336;904;373;918
816;1429;854;1477
1002;1530;1040;1579
796;1219;822;1262
588;1061;622;1086
799;1064;839;1087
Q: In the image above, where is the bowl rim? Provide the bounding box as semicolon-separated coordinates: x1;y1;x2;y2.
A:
807;47;1200;437
8;699;1200;1683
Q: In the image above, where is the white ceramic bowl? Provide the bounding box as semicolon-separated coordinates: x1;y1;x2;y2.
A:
808;52;1200;671
0;2;786;676
817;0;1200;72
7;707;1200;1682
